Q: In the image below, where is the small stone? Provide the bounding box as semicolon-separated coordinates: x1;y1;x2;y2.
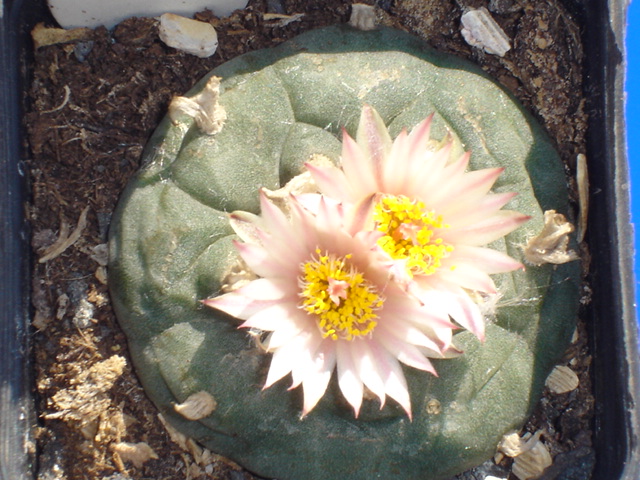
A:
72;297;95;329
159;13;218;58
460;8;511;57
545;365;579;394
349;4;376;31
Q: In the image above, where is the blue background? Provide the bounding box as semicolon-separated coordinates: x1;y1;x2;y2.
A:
626;1;639;315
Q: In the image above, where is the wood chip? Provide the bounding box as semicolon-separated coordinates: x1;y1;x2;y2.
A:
31;22;93;48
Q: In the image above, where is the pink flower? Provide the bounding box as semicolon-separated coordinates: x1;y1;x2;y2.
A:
306;105;529;341
204;192;457;419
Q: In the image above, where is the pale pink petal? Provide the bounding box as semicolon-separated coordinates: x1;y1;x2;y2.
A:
203;278;291;318
263;338;300;389
406;114;433;155
259;190;291;235
382;128;410;193
375;318;446;353
384;291;458;330
427;166;502;210
370;343;412;419
240;302;305;332
341;133;379;196
336;341;364;416
300;342;336;417
286;198;320;252
254;229;307;273
351;340;386;407
375;332;438;374
446;245;524;274
344;193;378;236
264;330;318;389
305;163;355;203
229;211;263;244
289;333;326;389
444;290;486;341
235;241;290;278
436;264;497;294
356;105;392;186
439;191;517;223
445;211;531;246
408;142;457;197
315;196;345;238
264;323;304;351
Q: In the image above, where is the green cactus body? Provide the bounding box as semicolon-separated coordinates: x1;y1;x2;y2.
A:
109;25;580;480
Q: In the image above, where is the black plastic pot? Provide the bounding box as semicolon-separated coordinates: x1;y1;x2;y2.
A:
0;1;638;479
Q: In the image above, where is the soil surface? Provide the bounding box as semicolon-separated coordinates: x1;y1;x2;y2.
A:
25;0;594;479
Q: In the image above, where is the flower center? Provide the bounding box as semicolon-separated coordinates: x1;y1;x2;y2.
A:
299;250;383;341
373;195;453;275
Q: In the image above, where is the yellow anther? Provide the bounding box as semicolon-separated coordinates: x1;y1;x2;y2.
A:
299;251;382;341
373;195;453;276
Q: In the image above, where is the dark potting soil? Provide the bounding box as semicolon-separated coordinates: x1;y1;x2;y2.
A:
25;1;593;479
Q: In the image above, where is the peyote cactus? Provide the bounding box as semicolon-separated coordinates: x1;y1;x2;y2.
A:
109;25;581;480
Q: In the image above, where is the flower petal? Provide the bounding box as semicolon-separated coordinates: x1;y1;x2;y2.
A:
375;318;446;354
436;263;497;294
375;332;438;374
240;302;305;332
351;340;386;407
235;241;290;278
229;211;263;244
447;245;524;274
203;278;292;318
341;132;379;197
440;192;518;227
300;342;336;417
356;105;392;186
336;341;364;417
370;342;412;418
445;210;531;246
305;162;355;203
445;290;486;341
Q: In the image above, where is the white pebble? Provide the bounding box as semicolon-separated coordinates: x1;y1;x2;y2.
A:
461;7;511;57
159;13;218;58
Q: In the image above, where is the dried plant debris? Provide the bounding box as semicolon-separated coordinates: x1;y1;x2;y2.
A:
44;355;125;431
25;0;591;479
576;153;589;242
496;431;552;480
523;210;580;266
112;441;159;469
174;391;218;420
169;75;227;134
38;205;89;263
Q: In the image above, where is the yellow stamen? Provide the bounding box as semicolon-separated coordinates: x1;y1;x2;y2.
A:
299;249;383;341
373;195;454;276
